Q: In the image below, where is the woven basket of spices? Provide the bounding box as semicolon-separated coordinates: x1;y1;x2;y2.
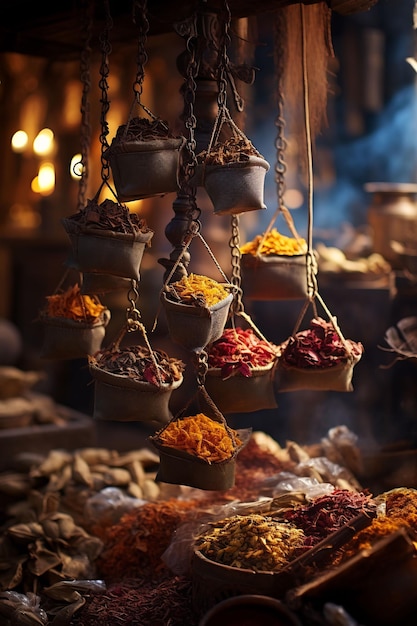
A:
275;317;363;393
240;229;311;301
205;327;279;414
62;198;153;281
40;284;111;360
161;274;233;353
150;412;251;491
88;341;185;425
104;118;185;201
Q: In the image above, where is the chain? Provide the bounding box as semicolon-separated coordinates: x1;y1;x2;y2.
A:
194;349;208;387
77;0;93;212
179;10;202;246
273;10;287;211
126;279;142;331
229;215;244;314
98;0;113;185
217;0;231;112
132;0;149;104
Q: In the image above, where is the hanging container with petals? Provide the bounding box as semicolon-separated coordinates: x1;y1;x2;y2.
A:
104;1;185;201
105;117;185;201
150;387;251;490
240;226;312;300
205;326;279;413
197;121;270;216
40;283;111;360
275;305;363;393
62;196;153;281
161;273;233;353
89;327;185;425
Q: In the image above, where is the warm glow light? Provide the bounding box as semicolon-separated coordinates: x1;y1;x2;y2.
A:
11;130;28;153
31;177;41;193
36;162;55;195
33;128;54;156
70;153;84;179
284;189;304;209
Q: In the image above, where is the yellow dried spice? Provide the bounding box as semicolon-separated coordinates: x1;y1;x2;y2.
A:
195;513;305;571
170;273;229;307
240;228;307;256
156;413;241;463
45;284;106;322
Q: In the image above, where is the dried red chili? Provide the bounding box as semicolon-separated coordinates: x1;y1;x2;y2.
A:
282;489;376;547
282;317;363;369
208;327;279;379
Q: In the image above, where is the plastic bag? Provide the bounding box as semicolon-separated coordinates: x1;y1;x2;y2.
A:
84;487;145;527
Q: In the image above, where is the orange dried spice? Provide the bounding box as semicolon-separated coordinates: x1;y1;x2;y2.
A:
157;413;241;462
171;273;229;307
45;284;106;322
240;228;307;256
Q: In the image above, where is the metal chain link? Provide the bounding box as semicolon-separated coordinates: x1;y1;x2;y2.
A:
98;0;113;184
77;0;93;211
229;214;244;314
217;0;231;112
126;279;141;331
132;0;149;103
273;10;287;210
195;349;208;387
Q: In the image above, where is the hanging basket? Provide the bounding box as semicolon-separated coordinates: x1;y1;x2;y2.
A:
203;155;270;216
204;361;278;414
62;217;153;281
275;352;362;393
275;315;364;393
89;363;183;425
80;273;132;295
106;135;185;202
161;291;233;353
240;253;310;300
150;421;251;491
40;310;111;360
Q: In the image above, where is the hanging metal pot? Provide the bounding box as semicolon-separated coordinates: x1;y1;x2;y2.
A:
203;155;270;216
204;361;278;414
89;363;183;425
40;309;111;360
62;217;153;280
161;291;233;353
106;135;186;202
240;253;310;300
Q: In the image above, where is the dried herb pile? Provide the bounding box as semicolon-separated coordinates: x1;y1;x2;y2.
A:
240;228;307;256
208;327;279;379
43;285;106;323
65;198;152;236
282;489;376;547
89;345;185;386
197;136;263;166
154;413;241;463
96;499;202;583
195;514;305;571
167;273;229;308
110;117;180;144
70;575;197;626
281;317;363;369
